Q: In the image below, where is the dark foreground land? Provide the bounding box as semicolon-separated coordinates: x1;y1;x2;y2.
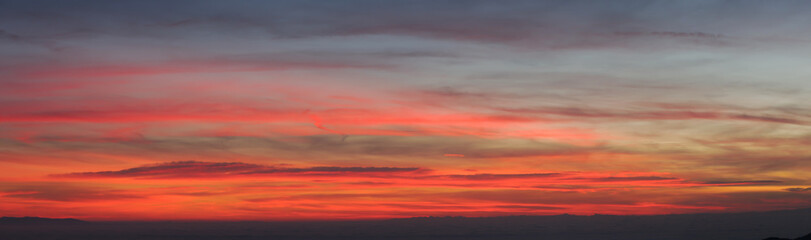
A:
2;208;811;240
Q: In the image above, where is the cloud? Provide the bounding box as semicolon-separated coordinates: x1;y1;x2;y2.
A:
785;187;811;192
49;160;702;190
7;0;804;54
445;189;640;205
0;29;23;42
6;53;394;82
439;173;562;181
495;106;808;125
3;0;811;219
614;31;724;39
0;183;141;202
566;176;680;182
701;180;784;185
268;135;604;160
54;161;425;179
669;191;811;211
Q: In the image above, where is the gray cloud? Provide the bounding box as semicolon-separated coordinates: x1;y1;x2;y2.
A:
495;106;808;125
0;183;141;202
785;187;811;193
54;161;425;179
566;176;680;182
701;180;784;185
439;173;562;181
5;0;809;50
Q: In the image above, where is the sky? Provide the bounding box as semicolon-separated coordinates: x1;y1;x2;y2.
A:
1;0;811;221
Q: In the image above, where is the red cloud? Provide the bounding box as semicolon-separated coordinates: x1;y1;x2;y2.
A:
53;161;426;179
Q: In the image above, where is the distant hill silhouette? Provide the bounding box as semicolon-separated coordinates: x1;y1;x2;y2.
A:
763;232;811;240
1;209;810;239
0;216;86;225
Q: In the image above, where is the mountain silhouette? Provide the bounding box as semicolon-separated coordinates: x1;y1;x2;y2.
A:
1;209;810;240
763;232;811;240
796;232;811;240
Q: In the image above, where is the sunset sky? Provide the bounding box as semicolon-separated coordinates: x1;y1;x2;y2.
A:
1;0;811;221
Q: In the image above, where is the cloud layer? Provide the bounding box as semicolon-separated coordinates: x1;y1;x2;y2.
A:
55;161;424;179
1;0;811;220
